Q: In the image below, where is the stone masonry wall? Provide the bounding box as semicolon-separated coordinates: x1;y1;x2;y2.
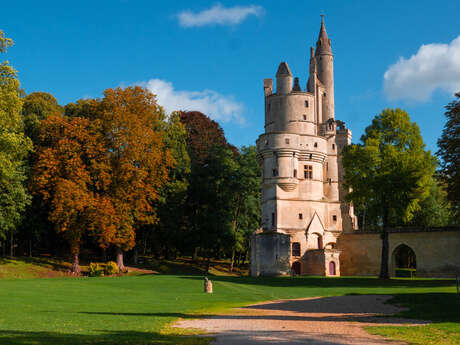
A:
338;228;460;277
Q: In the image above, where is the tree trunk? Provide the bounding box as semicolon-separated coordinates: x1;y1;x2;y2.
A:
379;229;390;279
10;231;14;257
116;247;126;272
29;239;32;257
102;248;107;262
379;205;390;279
132;248;138;265
205;254;211;274
70;244;81;275
229;249;235;272
192;247;199;261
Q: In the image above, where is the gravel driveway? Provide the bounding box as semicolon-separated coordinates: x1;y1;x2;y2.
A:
175;295;428;345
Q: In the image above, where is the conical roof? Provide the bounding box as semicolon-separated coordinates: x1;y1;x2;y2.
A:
315;15;332;56
276;62;292;77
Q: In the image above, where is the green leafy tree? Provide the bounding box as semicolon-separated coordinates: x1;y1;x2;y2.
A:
22;92;63;142
229;145;261;271
18;92;63;256
342;108;436;279
0;30;32;253
409;176;454;227
143;111;191;259
437;93;460;217
180;111;238;266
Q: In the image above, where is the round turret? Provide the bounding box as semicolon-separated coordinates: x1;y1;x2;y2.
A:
276;62;293;94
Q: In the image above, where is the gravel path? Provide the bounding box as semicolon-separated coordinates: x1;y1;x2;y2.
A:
175;295;428;345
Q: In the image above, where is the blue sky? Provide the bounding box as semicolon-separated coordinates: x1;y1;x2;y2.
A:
2;1;460;152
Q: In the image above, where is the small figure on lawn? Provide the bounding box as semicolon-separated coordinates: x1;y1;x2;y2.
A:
204;277;213;293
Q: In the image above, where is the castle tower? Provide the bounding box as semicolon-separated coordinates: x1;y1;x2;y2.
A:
250;16;357;277
315;14;334;123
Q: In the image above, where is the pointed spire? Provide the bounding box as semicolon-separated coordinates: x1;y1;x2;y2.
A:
276;62;292;77
315;14;332;56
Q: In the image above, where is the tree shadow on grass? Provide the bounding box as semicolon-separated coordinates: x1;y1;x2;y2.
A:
179;275;456;289
0;256;69;272
0;330;211;345
78;292;459;325
78;311;427;325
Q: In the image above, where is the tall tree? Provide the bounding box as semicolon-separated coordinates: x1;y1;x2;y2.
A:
19;92;63;256
180;111;238;265
229;146;261;271
0;30;32;253
437;93;460;217
342;108;436;279
32;116;108;273
145;111;191;259
93;87;174;270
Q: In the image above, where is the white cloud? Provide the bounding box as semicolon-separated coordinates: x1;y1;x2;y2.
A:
177;4;264;28
384;36;460;101
140;79;244;124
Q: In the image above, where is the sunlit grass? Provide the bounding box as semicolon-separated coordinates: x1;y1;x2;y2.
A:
0;257;458;344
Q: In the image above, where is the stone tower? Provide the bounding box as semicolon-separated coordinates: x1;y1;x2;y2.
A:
250;16;357;277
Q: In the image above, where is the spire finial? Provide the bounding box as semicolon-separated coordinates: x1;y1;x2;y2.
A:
321;14;324;24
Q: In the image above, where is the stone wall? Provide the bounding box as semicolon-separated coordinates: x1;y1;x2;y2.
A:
250;232;291;277
338;228;460;277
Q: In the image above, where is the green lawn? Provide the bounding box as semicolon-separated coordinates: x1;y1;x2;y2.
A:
0;272;458;344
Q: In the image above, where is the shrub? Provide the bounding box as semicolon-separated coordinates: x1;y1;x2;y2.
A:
104;261;119;275
158;264;169;273
88;263;104;277
395;268;416;278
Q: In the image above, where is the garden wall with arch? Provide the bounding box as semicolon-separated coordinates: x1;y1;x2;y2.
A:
337;227;460;277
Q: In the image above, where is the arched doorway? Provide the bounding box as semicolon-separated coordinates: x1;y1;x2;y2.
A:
329;261;336;275
292;261;301;275
392;244;416;276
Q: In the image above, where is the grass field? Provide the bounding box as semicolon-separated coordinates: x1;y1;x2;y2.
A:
0;258;459;345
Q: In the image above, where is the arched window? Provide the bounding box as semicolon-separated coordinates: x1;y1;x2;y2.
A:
329;261;336;275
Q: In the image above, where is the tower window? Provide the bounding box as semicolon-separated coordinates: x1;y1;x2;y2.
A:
323;92;327;97
332;144;335;150
309;153;313;159
293;169;297;178
271;213;275;226
298;213;303;220
304;100;309;107
285;138;290;144
304;165;313;179
332;215;337;222
314;142;318;148
272;169;278;177
303;114;307;120
292;242;301;256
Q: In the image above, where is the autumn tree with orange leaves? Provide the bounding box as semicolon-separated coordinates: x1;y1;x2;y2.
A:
93;87;174;270
32;86;174;273
32;116;109;274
